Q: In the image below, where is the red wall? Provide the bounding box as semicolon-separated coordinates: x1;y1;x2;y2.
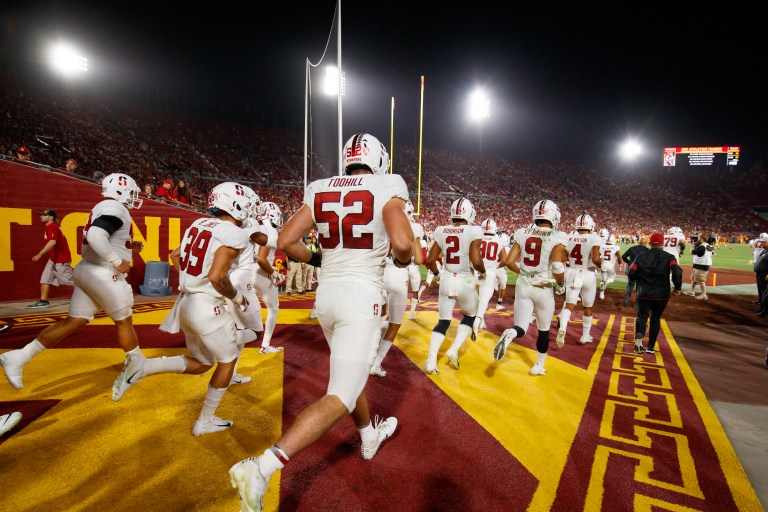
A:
0;161;203;302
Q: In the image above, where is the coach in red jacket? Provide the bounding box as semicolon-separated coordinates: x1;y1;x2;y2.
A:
628;232;683;355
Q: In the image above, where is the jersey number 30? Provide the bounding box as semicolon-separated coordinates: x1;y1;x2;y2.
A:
314;191;374;249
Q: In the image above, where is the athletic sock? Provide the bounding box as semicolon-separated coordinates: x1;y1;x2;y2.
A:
143;355;187;375
198;385;227;423
582;315;592;337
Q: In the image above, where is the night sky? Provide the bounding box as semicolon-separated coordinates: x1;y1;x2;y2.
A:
1;2;764;170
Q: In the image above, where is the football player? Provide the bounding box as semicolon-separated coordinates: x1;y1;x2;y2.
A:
423;197;486;373
493;199;568;375
555;213;603;347
405;200;426;320
473;218;508;340
370;200;424;377
0;173;152;396
662;226;685;260
254;201;286;353
229;133;412;510
598;234;622;300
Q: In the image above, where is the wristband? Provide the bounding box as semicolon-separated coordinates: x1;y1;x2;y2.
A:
107;252;122;268
393;256;412;268
308;251;322;268
233;292;244;304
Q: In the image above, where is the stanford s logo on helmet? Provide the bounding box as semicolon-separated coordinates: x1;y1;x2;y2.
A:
102;173;143;209
343;133;389;175
532;199;560;229
450;197;476;224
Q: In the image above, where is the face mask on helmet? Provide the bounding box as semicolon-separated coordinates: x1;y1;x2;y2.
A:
242;186;261;218
481;218;497;234
208;182;253;222
405;200;415;218
575;214;595;232
343;133;390;175
450;198;476;224
102;173;143;209
261;201;283;228
532;200;560;229
599;228;609;240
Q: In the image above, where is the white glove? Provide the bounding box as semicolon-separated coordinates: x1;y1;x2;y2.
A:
432;272;441;283
554;283;565;295
233;292;249;312
529;275;555;288
270;270;285;285
476;272;487;281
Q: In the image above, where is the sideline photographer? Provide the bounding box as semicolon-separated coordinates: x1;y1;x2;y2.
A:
685;234;714;300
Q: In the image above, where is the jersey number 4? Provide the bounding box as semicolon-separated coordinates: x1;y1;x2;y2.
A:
314;191;374;249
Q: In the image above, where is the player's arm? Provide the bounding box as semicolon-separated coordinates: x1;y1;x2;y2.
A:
469;239;486;274
277;204;318;266
209;246;241;300
169;245;181;273
550;244;568;286
502;242;521;274
257;245;274;274
383;197;414;266
86;214;130;274
412;236;424;265
498;246;508;264
426;240;443;275
590;245;602;268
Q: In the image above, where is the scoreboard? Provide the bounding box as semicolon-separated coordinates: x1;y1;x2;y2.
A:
663;146;740;167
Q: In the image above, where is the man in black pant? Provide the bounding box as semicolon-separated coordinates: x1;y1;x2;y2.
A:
627;233;683;354
753;233;768;316
621;235;649;307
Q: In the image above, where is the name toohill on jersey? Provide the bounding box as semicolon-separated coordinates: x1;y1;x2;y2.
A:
305;173;409;286
178;217;251;297
513;224;568;275
432;224;484;273
662;233;684;258
566;231;602;270
480;233;504;271
81;199;134;265
599;241;621;266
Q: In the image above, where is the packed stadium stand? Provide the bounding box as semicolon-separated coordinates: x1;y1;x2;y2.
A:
2;72;767;240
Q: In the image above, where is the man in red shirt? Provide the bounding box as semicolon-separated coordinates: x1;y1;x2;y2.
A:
156;179;174;202
29;209;74;308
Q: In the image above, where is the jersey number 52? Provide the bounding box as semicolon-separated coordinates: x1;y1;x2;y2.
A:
314;191;374;249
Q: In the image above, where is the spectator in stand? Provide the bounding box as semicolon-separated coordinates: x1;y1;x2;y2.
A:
621;235;649;307
16;146;31;161
156;179;174;202
58;158;78;173
143;184;155;197
172;178;192;206
29;209;74;309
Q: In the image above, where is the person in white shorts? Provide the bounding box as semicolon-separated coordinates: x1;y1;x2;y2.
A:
598;234;622;300
417;235;442;301
473;218;508;340
493;199;568;376
0;173;151;397
254;201;286;352
423;197;486;374
229;132;414;511
370;200;424;377
555;213;603;347
404;201;425;320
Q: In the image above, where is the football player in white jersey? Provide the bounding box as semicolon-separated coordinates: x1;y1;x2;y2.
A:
370;200;424;377
494;229;513;309
254;201;286;353
0;173;151;396
405;200;426;320
598;234;622;300
423;197;486;374
555;213;603;347
473;218;508;340
662;226;685;260
493;199;568;376
126;182;272;436
229;133;413;509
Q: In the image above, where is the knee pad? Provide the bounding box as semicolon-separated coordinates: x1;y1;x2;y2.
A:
460;315;475;327
433;319;451;335
110;305;133;322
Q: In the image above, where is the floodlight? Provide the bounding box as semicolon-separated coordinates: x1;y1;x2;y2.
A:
620;140;642;160
323;66;346;96
467;89;490;122
48;43;88;77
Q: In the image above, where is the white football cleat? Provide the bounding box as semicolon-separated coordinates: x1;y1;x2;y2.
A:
0;411;22;436
578;335;594;344
445;349;459;370
229;457;269;512
423;363;439;375
493;328;517;361
361;416;398;460
192;416;233;436
408;313;416;320
259;346;283;354
530;364;547;376
112;353;145;401
0;351;25;390
230;373;252;385
555;329;566;348
369;365;387;377
496;303;505;310
599;290;605;300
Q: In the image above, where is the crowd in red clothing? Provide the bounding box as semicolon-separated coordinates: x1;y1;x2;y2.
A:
2;72;767;240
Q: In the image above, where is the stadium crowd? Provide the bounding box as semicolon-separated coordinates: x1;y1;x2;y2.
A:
2;72;767;241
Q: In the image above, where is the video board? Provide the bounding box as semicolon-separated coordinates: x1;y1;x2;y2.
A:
663;146;740;167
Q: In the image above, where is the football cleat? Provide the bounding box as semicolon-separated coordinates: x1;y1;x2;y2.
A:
445;350;459;370
369;366;387;378
578;335;594;344
408;313;416;320
0;351;25;389
695;294;708;300
496;303;505;310
230;457;269;512
361;416;398;460
112;353;145;401
0;411;22;436
230;373;252;385
599;290;605;300
259;346;283;354
493;328;517;361
530;364;547;376
423;363;439;375
555;329;566;348
192;416;233;436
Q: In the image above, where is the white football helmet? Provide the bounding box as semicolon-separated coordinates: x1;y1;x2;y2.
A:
532;199;560;229
575;213;595;232
450;197;476;224
598;228;609;241
343;133;389;175
667;226;683;235
102;173;142;209
208;182;253;222
260;201;283;228
608;234;616;244
242;186;261;218
405;200;415;219
481;218;497;234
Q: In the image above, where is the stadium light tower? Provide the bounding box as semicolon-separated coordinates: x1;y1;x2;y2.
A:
48;42;88;78
323;66;346;96
619;139;643;162
467;88;491;153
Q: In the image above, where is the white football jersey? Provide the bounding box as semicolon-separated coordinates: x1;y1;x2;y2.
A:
566;231;602;270
662;233;684;259
480;233;504;271
513;224;568;275
305;173;409;286
178;217;251;297
599;242;621;268
498;232;512;249
432;224;484;274
255;221;279;268
81;199;134;265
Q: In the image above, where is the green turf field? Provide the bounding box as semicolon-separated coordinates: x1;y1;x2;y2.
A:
419;243;754;290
